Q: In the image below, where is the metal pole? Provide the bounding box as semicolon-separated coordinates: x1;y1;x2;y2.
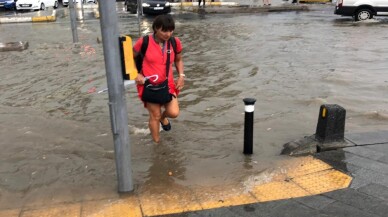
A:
69;0;79;43
81;0;85;21
98;0;133;192
137;0;143;16
243;98;256;155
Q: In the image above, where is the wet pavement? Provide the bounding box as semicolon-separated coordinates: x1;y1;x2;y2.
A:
163;131;388;217
1;1;388;216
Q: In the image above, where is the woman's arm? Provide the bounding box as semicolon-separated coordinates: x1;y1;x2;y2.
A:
133;49;144;84
175;53;184;90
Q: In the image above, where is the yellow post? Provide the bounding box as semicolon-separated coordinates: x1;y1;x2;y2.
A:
120;35;138;80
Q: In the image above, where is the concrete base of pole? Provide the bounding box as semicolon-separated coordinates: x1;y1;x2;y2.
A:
170;2;238;7
0;41;29;52
281;134;352;156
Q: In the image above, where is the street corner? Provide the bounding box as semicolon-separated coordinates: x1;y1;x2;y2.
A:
248;156;352;202
129;156;352;217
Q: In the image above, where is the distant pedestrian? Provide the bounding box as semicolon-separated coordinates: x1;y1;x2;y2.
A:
198;0;205;7
263;0;271;6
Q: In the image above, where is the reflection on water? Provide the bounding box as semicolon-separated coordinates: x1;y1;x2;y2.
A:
1;5;388;209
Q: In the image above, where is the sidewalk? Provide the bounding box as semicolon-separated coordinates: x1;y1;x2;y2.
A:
159;131;388;217
178;0;310;14
1;131;387;216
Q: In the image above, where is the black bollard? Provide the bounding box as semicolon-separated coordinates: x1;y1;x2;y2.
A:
243;98;256;155
315;104;346;143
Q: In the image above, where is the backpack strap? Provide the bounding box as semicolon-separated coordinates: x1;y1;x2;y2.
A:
140;35;149;58
169;36;178;55
166;40;171;78
135;35;149;75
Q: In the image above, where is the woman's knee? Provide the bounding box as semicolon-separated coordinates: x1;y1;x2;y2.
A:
150;114;162;122
147;106;162;121
166;108;179;118
170;111;179;119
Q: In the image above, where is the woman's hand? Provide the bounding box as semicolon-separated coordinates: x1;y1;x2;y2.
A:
135;74;145;85
176;76;185;90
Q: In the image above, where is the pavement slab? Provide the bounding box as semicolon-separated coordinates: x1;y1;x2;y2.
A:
20;203;81;217
323;189;388;215
357;183;388;201
80;196;142;217
0;209;20;217
346;131;388;146
320;201;379;217
294;194;335;210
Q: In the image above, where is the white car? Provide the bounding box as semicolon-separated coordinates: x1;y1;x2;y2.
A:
335;0;388;21
63;0;96;7
16;0;58;11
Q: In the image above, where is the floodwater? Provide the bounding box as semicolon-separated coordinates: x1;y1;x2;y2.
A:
1;4;388;209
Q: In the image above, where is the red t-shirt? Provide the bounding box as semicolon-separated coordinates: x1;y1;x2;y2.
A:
134;34;183;100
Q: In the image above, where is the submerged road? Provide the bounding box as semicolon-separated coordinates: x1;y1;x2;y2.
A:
0;1;388;215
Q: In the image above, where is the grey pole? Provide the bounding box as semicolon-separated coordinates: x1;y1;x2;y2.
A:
69;0;79;43
98;0;133;192
137;0;142;36
80;0;85;21
137;0;143;16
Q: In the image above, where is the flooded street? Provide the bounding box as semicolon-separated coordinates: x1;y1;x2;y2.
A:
1;4;388;209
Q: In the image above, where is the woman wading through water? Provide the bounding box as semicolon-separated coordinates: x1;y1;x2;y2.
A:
133;15;185;143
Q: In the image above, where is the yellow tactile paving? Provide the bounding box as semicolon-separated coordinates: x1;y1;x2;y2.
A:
20;203;81;217
138;186;202;216
5;156;352;217
191;185;258;209
81;196;142;217
286;156;333;178
0;209;20;217
292;169;352;195
251;181;311;202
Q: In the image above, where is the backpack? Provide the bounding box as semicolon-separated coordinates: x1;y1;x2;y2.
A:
135;35;177;74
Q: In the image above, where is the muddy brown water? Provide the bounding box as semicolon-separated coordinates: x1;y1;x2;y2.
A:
1;5;388;209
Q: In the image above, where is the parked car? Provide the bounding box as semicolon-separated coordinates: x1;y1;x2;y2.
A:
335;0;388;21
16;0;58;11
62;0;96;7
84;0;97;4
62;0;78;6
0;0;16;10
125;0;171;15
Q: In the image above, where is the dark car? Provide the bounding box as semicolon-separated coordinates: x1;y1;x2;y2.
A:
125;0;171;15
0;0;16;10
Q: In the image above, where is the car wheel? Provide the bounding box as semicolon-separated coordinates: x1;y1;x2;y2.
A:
355;8;373;21
54;1;58;9
40;3;45;10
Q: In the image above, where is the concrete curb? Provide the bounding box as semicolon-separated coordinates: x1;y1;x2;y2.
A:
171;2;238;7
76;4;99;9
0;15;56;24
188;5;309;14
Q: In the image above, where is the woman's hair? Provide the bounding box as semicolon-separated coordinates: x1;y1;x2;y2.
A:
152;14;175;32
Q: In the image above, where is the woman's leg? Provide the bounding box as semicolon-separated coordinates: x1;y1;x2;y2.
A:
161;96;179;125
146;102;162;143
